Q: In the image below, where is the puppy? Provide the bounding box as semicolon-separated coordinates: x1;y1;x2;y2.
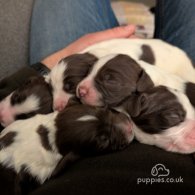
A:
46;53;97;111
0;101;133;188
76;54;194;107
119;86;187;133
0;76;53;127
82;38;195;82
117;86;195;154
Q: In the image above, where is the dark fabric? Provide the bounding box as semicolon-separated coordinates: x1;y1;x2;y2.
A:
154;0;195;65
0;165;19;195
31;62;50;76
29;141;195;195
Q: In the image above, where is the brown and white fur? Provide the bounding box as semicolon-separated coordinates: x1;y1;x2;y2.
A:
46;53;97;111
50;38;195;112
0;101;133;187
117;86;195;154
82;38;195;82
0;76;53;127
76;54;193;107
76;53;195;154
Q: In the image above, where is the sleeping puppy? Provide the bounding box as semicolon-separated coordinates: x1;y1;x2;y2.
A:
76;54;194;107
0;101;133;190
0;76;53;127
118;86;187;134
82;38;195;82
117;86;195;154
46;53;97;111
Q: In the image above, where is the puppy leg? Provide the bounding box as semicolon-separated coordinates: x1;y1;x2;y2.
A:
165;120;195;153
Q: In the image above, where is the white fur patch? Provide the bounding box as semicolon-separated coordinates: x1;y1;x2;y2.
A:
0;112;61;184
77;115;98;121
49;61;67;97
49;61;74;110
13;94;40;114
138;60;186;92
82;38;195;82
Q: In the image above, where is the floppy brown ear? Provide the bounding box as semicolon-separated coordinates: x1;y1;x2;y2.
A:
125;93;148;117
136;70;154;92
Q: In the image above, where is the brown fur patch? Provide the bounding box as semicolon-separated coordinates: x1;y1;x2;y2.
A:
139;44;155;65
0;131;17;150
185;82;195;108
37;125;52;151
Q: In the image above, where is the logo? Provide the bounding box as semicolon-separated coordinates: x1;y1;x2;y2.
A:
151;163;170;177
137;163;183;184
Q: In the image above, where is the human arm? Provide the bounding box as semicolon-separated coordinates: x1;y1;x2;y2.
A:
0;25;135;100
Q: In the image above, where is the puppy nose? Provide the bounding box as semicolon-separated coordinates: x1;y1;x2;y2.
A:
53;101;66;112
78;86;88;98
54;104;63;112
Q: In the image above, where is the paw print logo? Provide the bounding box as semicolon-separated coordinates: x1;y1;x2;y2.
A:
151;164;170;177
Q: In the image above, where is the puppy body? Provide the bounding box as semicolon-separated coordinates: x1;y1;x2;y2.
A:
0;103;133;185
82;38;195;82
117;86;195;154
134;119;195;154
0;76;53;127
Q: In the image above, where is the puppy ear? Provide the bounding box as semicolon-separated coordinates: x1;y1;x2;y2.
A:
24;76;44;86
51;152;80;177
136;70;154;92
95;134;110;151
126;93;148;117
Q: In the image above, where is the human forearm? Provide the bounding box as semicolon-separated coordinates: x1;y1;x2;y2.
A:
41;25;136;69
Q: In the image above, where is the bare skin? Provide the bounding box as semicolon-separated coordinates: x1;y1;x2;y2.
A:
41;25;136;69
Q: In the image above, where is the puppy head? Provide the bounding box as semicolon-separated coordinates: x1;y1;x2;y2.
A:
0;76;53;127
47;53;97;111
77;54;154;107
122;86;187;134
55;103;133;156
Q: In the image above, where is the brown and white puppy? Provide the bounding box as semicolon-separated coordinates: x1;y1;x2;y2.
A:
76;54;194;108
82;38;195;82
0;101;133;186
0;76;53;127
117;86;195;154
120;86;187;134
47;53;97;111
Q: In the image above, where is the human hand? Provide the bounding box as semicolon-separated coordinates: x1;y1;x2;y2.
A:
41;25;136;69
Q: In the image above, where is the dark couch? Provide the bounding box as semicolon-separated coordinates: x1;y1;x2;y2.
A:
0;1;195;194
